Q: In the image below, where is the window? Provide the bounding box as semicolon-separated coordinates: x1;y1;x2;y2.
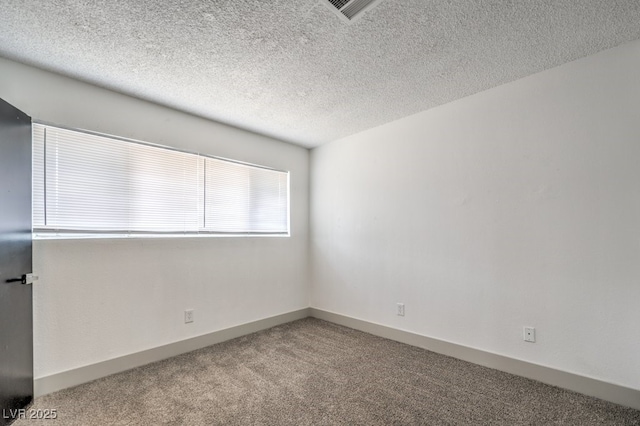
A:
32;123;289;238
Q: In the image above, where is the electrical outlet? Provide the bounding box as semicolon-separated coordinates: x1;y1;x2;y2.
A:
185;309;194;324
523;326;535;342
397;303;405;317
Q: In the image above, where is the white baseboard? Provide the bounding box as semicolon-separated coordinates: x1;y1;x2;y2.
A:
35;307;640;411
309;308;640;411
34;308;310;397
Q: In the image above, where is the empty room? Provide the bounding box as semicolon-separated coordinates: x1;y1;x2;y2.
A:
1;0;639;424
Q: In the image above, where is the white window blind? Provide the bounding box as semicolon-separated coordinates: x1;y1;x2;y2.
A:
32;123;290;237
203;158;289;233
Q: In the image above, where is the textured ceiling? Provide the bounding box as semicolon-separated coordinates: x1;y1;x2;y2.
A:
1;1;640;148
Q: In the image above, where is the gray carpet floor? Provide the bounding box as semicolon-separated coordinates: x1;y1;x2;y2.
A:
13;318;640;425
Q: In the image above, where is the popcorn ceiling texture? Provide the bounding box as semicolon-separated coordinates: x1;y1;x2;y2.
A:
1;0;640;147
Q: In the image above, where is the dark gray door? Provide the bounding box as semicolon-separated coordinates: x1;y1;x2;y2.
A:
0;98;33;425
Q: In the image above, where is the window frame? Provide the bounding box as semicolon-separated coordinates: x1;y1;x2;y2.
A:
32;121;291;239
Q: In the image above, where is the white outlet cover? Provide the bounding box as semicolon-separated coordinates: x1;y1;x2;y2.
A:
185;309;194;324
524;327;536;342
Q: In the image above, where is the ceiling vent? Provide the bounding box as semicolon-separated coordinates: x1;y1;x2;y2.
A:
320;0;386;23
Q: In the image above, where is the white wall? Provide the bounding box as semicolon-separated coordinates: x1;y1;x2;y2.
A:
0;57;309;379
311;39;640;390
